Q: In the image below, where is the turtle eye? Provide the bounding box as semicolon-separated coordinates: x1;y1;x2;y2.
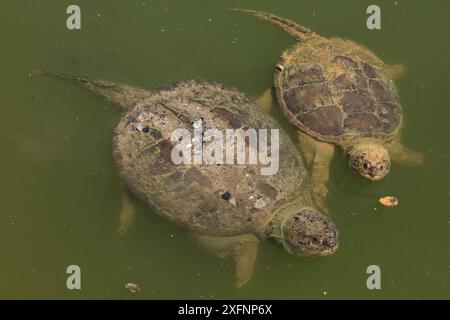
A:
363;161;370;170
379;165;384;171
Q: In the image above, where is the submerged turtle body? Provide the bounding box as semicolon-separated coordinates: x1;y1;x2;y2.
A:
113;80;308;236
235;9;423;190
36;72;339;287
276;37;402;142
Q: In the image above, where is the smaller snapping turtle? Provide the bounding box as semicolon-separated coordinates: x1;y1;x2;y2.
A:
234;9;423;202
35;71;338;287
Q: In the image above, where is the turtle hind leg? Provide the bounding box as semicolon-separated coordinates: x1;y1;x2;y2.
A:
388;64;407;80
255;88;277;113
194;233;259;287
231;8;318;41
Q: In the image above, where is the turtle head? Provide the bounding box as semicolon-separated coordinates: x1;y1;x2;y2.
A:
266;207;339;256
347;141;391;181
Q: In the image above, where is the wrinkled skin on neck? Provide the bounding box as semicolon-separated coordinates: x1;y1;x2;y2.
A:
264;206;339;257
344;139;391;181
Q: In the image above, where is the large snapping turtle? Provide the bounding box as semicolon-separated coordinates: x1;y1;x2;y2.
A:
36;72;338;287
234;9;423;203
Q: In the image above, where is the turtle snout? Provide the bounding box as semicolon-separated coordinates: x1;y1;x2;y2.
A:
363;169;382;181
321;229;339;255
368;168;377;178
367;161;390;181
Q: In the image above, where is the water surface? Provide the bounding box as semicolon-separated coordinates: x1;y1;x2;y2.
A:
0;0;448;299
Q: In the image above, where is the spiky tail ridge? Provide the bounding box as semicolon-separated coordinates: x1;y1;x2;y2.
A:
230;8;316;41
32;69;153;111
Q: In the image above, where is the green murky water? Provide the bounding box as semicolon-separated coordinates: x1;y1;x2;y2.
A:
0;0;448;299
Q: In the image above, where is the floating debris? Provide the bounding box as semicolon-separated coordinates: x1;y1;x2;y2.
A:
124;283;141;293
133;123;144;131
193;118;203;129
254;198;266;209
379;196;398;207
193;148;202;155
276;64;285;72
221;191;231;201
157;113;167;124
137;111;149;121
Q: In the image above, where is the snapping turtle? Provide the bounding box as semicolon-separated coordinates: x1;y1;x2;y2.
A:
234;9;423;202
35;72;338;287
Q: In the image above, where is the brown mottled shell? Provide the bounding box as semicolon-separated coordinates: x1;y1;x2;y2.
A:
113;80;309;237
275;37;402;143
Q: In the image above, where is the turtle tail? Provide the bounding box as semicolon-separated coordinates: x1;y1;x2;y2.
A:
230;8;317;41
31;69;153;111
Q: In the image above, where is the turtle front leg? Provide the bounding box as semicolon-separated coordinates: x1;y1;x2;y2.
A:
194;233;259;287
118;193;136;236
255;88;276;113
297;131;335;214
386;138;424;167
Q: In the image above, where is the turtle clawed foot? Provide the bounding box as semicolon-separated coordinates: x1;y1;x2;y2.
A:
235;270;252;288
233;240;258;288
388;64;407;79
406;151;424;167
118;193;136;236
394;148;425;167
